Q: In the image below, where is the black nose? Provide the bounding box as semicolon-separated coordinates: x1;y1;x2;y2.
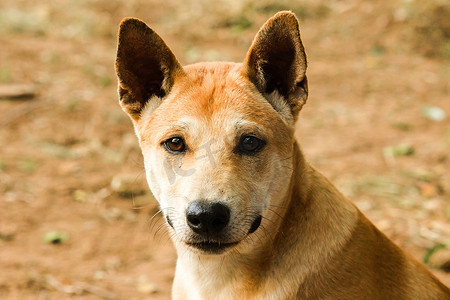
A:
186;201;230;235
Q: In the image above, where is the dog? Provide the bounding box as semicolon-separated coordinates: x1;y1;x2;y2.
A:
115;11;450;300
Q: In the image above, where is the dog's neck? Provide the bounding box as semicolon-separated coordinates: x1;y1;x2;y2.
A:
173;140;359;298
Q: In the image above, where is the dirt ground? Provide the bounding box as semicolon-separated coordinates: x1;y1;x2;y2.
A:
0;0;449;299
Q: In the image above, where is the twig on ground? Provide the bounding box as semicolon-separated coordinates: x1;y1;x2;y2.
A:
0;84;36;100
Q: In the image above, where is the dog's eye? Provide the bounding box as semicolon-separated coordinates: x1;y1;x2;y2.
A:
164;137;186;153
238;136;265;154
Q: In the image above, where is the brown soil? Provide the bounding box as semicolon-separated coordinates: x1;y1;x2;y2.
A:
0;0;449;299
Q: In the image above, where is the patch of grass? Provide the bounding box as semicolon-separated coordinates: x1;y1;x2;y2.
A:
370;44;386;57
383;144;415;162
66;97;80;112
391;121;412;131
50;52;62;64
18;158;38;173
423;243;446;264
0;65;12;83
220;16;252;32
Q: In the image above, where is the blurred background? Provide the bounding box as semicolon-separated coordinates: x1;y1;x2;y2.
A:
0;0;449;299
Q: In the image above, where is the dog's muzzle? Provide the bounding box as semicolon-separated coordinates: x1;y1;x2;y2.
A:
175;201;262;254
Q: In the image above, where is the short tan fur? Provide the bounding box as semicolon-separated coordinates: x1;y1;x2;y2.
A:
115;11;450;300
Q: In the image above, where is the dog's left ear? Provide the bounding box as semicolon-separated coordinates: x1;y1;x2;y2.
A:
115;18;183;120
244;11;308;121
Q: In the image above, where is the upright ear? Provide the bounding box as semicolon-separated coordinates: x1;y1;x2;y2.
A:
115;18;182;120
244;11;308;121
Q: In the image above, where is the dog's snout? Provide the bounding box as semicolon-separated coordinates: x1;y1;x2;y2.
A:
186;201;230;235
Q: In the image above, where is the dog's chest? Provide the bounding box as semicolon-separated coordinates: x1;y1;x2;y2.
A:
174;258;291;300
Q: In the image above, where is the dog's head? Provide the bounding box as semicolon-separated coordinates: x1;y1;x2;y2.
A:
115;12;308;255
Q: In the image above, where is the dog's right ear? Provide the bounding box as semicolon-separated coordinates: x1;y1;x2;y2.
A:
244;12;308;122
115;18;182;120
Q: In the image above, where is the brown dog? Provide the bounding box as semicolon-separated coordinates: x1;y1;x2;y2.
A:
115;11;450;300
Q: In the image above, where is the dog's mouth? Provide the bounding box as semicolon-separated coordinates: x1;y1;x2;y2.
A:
184;216;262;255
171;214;262;255
185;241;239;254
